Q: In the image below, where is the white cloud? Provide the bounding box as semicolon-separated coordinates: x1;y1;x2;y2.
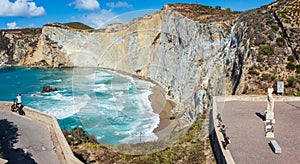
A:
7;22;18;29
0;0;45;17
70;0;100;10
106;1;132;9
77;10;119;29
77;9;157;29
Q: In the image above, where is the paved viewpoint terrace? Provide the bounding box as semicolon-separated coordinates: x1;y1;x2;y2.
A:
0;109;59;163
216;98;300;163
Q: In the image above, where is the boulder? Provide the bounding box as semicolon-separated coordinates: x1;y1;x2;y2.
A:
41;85;58;93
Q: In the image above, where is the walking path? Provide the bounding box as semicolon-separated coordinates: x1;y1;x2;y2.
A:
0;106;60;164
218;100;300;163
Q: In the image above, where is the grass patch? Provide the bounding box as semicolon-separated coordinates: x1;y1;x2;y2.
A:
63;22;93;30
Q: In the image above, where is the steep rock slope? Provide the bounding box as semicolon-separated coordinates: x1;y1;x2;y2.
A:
20;6;236;129
230;0;300;96
0;28;41;65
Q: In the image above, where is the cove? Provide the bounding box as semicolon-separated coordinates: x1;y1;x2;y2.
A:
0;66;159;144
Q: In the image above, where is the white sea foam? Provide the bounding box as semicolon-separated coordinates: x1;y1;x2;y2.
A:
116;88;159;144
94;83;107;92
42;94;91;119
109;96;117;102
44;93;74;101
53;79;62;83
99;103;124;111
109;83;130;91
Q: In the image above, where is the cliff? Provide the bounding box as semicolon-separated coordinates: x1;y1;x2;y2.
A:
1;1;299;130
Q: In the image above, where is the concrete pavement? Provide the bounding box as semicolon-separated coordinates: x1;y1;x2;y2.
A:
0;108;60;164
218;100;300;164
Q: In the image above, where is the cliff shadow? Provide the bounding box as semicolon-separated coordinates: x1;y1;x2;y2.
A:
0;119;36;164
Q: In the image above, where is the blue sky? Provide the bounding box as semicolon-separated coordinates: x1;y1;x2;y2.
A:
0;0;275;29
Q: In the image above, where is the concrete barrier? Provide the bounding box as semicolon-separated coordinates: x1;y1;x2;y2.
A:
0;102;82;164
210;97;235;164
210;95;300;164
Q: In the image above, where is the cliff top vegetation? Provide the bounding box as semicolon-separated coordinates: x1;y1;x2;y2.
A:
164;3;240;23
63;22;94;30
44;22;93;32
0;28;41;36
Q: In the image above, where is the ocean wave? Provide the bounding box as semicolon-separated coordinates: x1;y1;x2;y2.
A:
99;103;124;111
93;83;107;92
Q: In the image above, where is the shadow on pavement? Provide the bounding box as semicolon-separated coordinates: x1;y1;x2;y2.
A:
0;119;37;164
255;112;265;121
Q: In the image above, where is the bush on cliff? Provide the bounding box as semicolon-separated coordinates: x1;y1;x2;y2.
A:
63;127;98;146
63;22;93;30
260;45;274;55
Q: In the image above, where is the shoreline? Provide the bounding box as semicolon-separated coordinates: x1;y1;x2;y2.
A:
149;85;177;140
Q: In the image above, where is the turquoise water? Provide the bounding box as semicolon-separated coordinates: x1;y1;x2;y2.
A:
0;66;159;144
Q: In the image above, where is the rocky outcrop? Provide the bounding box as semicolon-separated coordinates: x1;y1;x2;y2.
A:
0;28;41;65
41;85;58;93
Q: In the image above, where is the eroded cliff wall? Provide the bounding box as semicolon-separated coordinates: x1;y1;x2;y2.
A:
0;6;238;129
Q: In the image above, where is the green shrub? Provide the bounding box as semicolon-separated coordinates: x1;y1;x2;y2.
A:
63;127;98;146
262;73;275;81
225;8;232;13
248;67;259;75
257;56;264;62
286;90;294;96
296;65;300;73
276;37;285;46
271;24;279;31
215;6;221;10
286;62;295;70
260;45;274;55
287;77;295;86
288;55;295;62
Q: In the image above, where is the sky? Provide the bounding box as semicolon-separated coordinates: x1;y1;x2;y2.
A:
0;0;275;30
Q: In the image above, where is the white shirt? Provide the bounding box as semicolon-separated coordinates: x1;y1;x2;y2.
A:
16;95;22;103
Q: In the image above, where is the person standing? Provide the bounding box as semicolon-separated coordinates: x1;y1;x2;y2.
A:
16;93;22;106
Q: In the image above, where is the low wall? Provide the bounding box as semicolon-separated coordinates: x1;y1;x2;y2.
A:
0;102;82;164
210;95;300;164
210;97;235;164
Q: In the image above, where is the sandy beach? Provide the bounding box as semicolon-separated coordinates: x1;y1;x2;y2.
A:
148;85;177;140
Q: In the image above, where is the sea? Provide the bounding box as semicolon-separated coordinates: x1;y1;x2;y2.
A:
0;66;159;144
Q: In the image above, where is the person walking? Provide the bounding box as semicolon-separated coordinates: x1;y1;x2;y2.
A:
220;124;227;137
216;112;222;127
